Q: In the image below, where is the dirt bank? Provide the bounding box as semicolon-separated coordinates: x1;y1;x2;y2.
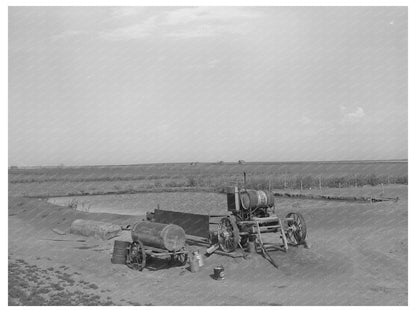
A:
8;190;407;305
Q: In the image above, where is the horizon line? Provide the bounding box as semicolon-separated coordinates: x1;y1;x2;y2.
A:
9;159;409;169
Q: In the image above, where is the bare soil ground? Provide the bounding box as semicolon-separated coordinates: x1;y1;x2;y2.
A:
8;185;407;305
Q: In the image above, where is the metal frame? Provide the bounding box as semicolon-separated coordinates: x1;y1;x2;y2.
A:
209;186;307;256
143;185;308;268
126;240;189;271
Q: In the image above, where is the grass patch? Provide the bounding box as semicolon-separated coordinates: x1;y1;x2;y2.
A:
8;258;115;306
88;283;99;290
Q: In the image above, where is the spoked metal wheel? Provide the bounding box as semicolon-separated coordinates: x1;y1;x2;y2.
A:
127;240;146;271
217;216;240;253
285;212;307;245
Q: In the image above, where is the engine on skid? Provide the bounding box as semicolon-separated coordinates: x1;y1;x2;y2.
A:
216;186;307;257
226;187;275;220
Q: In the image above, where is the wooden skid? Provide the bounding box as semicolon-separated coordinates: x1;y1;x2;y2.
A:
252;216;280;223
143;245;187;257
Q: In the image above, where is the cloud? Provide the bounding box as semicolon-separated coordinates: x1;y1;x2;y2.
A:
164;7;261;26
51;7;262;42
347;107;365;119
100;7;261;41
99;16;158;40
110;7;147;19
300;116;312;125
185;58;220;70
340;106;366;124
50;30;90;41
165;24;244;39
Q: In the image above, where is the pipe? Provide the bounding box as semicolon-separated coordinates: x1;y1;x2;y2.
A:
234;186;240;211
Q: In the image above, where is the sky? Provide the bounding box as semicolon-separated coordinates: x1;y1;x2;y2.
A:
8;6;408;166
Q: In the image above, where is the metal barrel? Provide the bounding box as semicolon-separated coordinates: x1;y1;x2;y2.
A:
131;221;186;251
240;189;275;210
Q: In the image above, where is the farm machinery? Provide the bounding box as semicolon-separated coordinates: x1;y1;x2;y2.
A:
146;185;308;267
210;187;307;261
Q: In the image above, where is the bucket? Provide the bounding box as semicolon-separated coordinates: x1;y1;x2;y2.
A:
213;265;225;280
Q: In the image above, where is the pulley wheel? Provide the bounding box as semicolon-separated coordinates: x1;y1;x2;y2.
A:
217;216;240;253
285;212;307;245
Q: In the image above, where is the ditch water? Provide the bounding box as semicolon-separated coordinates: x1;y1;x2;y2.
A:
47;192;228;216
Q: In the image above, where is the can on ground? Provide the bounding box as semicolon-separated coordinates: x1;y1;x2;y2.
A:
213;265;225;280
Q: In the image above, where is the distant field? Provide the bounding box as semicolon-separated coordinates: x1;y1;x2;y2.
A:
8;161;408;197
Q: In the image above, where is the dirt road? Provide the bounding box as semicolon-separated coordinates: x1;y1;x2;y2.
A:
8;188;407;305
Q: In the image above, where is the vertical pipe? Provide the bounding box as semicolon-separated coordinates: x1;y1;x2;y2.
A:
234;186;240;211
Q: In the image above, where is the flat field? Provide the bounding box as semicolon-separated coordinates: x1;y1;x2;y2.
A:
8;161;408;197
8;162;408;305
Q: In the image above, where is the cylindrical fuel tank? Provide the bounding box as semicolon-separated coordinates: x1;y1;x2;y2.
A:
131;221;186;251
240;189;275;210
